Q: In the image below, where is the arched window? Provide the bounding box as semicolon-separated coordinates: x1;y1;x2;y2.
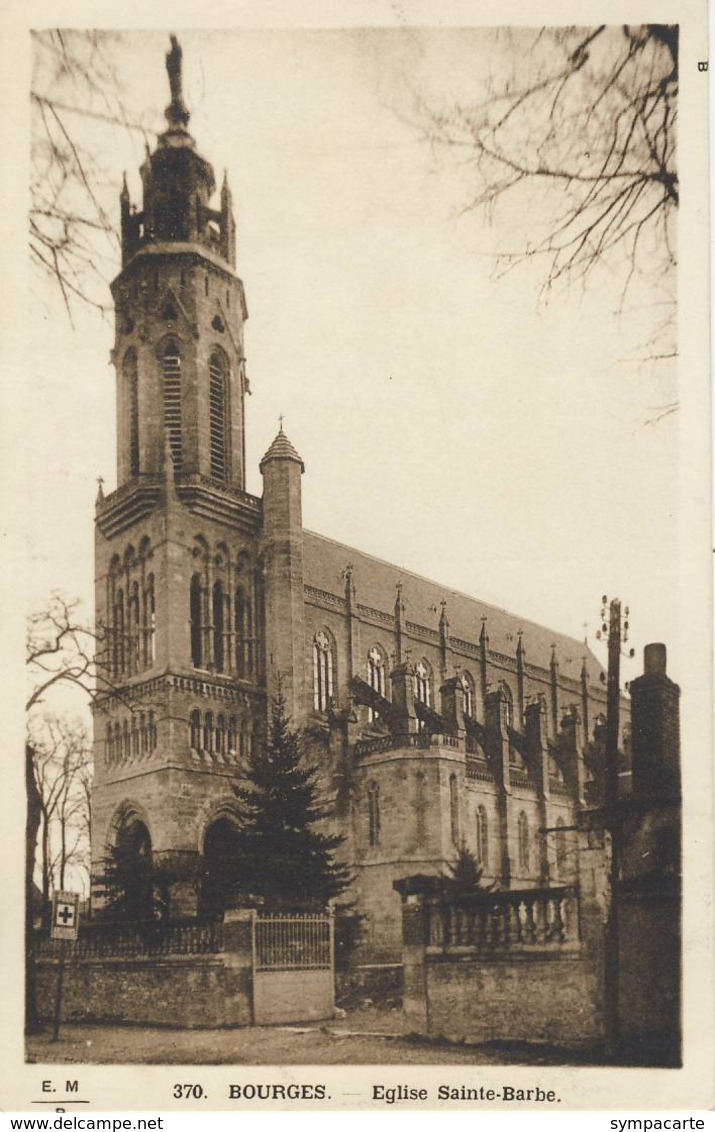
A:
124;349;139;476
144;574;156;668
313;631;334;712
367;645;386;723
415;659;432;708
162;341;183;470
367;781;381;847
190;709;201;750
148;710;157;751
476;805;489;867
128;582;140;676
235;585;253;678
113;722;122;762
216;714;226;755
131;715;139;758
203;711;214;753
122;719;130;760
500;681;514;729
240;719;248;760
139;712;147;754
518;811;530;871
461;672;475;719
555;816;567;874
213;580;225;673
113;589;125;677
228;715;237;753
190;574;203;668
209;352;229;483
106;723;113;766
450;773;459;846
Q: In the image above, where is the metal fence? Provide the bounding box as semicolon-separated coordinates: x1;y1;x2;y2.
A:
34;918;224;960
252;912;333;972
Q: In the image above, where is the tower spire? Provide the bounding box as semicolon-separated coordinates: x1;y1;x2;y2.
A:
165;35;190;130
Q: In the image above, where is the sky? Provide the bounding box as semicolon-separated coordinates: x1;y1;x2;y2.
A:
21;24;689;701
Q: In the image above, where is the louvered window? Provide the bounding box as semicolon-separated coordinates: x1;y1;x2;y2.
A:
162;343;183;470
209;353;228;482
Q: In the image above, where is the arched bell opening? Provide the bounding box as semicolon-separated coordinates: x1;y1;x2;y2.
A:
199;815;242;919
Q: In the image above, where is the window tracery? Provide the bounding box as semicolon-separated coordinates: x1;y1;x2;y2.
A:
367;645;386;723
415;659;432;708
313;630;334;713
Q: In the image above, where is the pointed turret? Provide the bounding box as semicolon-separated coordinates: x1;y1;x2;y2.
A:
259;423;305;473
260;421;305;722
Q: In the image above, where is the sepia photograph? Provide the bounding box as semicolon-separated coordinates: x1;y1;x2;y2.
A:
3;1;712;1113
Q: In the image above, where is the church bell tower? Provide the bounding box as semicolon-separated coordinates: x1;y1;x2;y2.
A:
91;37;269;914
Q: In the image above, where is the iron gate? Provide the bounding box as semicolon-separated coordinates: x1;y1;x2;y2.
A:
252;911;335;1025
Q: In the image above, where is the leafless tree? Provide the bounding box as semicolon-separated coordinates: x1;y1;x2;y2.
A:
410;25;678;418
24;590;157;1031
29;716;92;915
30;30;152;322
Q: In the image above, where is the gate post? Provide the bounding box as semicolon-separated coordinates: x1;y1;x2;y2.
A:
329;908;336;1012
393;882;430;1036
223;908;255;1026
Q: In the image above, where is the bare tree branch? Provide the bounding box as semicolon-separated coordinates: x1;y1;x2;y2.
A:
406;24;678;401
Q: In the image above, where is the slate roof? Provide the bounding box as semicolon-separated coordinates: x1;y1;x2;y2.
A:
303;529;604;685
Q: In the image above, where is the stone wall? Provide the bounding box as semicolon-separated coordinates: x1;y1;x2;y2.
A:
397;884;603;1047
422;952;601;1045
36;954;252;1029
34;910;334;1031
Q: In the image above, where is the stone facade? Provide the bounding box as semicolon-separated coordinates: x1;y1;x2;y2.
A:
91;39;629;959
392;644;681;1060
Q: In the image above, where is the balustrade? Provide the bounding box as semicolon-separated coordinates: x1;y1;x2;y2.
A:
424;886;578;953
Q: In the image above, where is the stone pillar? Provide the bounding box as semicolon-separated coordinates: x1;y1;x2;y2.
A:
581;657;590;746
479;617;489;717
440;676;466;741
439;601;452;681
525;699;550;885
390;660;418;743
394;583;405;664
223;908;255;1026
559;706;585;804
393;889;429;1035
485;689;511;885
630;644;681;802
328;703;360;816
344;565;360;679
550;644;560;741
516;630;525;727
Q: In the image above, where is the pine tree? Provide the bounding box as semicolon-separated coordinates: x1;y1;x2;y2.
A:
230;695;352;909
444;843;496;897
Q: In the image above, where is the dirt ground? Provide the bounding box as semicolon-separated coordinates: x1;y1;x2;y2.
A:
26;1007;599;1066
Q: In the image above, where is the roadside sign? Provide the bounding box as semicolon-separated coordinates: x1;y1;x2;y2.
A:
51;890;80;941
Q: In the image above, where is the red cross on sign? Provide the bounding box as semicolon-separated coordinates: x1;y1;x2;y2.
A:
51;890;80;941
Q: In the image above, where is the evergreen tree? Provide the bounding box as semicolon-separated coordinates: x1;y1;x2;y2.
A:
443;843;496;897
93;815;155;921
230;695;352;908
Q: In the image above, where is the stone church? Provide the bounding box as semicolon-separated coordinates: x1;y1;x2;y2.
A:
91;38;626;959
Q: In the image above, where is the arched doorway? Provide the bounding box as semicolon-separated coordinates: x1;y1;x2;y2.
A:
101;813;154;921
200;816;242;919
